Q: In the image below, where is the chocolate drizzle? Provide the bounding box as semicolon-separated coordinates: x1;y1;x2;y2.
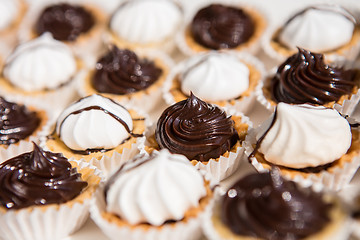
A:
271;48;357;105
0;97;41;145
0;143;87;209
221;169;332;239
155;93;239;162
35;3;95;41
190;4;255;50
91;46;162;95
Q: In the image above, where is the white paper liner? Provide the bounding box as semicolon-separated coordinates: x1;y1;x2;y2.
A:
17;1;106;64
244;127;360;191
90;173;215;240
162;51;266;114
77;49;175;115
334;89;360;121
203;179;351;240
87;140;145;180
0;159;101;240
175;0;269;57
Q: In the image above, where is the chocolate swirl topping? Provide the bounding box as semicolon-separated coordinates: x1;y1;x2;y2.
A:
271;48;357;105
35;3;95;41
221;169;332;239
0;143;87;209
190;4;255;50
155;93;239;162
0;97;41;145
91;46;162;95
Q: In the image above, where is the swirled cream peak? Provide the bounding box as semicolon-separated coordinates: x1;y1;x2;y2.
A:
180;52;249;101
110;0;182;44
278;5;355;52
0;0;20;31
3;33;77;91
56;94;133;152
255;103;351;168
105;149;206;226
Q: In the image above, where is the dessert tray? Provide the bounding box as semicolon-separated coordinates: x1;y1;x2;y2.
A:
1;0;359;239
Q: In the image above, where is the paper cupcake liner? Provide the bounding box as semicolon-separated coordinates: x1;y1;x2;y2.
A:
77;49;174;115
254;68;276;113
203;180;351;240
87;140;145;180
244;128;360;191
334;89;360;120
0;159;101;240
176;0;269;57
162;51;266;114
90;182;213;240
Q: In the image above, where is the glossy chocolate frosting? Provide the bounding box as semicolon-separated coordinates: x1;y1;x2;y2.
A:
35;3;95;41
0;143;87;209
91;46;162;94
271;48;357;105
190;4;255;50
221;169;332;239
0;97;41;145
155;93;239;162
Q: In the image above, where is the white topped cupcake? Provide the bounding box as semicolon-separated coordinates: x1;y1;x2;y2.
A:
108;0;183;54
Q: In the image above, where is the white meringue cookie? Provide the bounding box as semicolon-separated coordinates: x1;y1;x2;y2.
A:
279;6;355;52
105;149;206;226
4;33;77;91
255;103;352;168
0;0;20;31
110;0;182;44
180;52;250;101
56;94;133;151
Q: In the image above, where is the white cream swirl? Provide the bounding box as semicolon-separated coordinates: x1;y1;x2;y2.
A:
255;103;351;168
105;149;206;226
0;0;19;31
110;0;182;44
180;52;250;101
4;33;77;91
279;6;355;52
56;94;133;151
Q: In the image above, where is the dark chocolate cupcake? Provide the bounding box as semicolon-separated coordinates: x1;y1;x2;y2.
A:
147;93;251;181
177;3;267;55
0;143;100;240
257;47;360;111
203;169;350;240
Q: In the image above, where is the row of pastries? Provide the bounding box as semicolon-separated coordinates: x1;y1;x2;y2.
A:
0;0;359;239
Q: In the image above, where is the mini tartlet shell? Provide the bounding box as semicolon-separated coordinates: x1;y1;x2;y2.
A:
90;178;213;240
78;50;173;114
163;51;265;113
144;110;252;182
42;109;146;162
176;1;268;56
0;159;101;240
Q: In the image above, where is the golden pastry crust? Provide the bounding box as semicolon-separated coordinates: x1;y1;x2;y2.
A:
168;62;261;107
183;5;266;53
45;110;146;161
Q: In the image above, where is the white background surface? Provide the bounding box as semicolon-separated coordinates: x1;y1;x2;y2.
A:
51;0;360;239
